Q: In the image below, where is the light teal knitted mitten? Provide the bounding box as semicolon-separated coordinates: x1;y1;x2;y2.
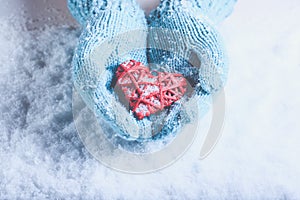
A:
188;0;237;25
70;0;154;141
148;0;236;93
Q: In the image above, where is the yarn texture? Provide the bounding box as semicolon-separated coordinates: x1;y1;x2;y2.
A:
68;0;236;141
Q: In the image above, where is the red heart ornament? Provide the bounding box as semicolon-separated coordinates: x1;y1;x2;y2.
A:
115;60;187;120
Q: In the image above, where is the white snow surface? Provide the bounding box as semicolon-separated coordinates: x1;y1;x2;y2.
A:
0;0;300;199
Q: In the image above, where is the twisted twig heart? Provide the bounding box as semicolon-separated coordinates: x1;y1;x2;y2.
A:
115;60;187;119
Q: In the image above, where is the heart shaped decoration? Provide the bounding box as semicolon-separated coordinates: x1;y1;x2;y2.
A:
115;60;187;120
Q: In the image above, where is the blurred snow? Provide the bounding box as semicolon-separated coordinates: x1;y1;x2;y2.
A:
0;0;300;199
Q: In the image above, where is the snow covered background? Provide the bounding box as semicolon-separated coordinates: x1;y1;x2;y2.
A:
0;0;300;199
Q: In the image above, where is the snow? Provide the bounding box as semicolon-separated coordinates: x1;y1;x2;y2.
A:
0;0;300;199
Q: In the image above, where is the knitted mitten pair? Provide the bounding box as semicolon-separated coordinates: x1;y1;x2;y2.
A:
69;0;236;141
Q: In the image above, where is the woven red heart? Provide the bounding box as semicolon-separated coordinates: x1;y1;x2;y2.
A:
115;60;187;120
